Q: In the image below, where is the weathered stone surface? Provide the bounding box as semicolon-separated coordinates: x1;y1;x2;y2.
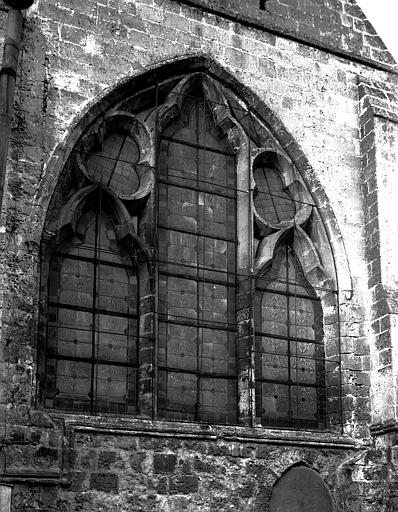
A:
89;472;119;493
153;453;177;474
0;0;397;511
169;0;396;68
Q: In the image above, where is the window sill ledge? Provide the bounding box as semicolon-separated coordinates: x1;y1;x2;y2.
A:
52;413;362;450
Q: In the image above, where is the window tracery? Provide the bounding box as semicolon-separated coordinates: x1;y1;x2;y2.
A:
39;70;342;430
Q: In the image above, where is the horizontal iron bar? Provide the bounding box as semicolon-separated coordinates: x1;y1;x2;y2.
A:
255;285;321;301
160;134;235;157
48;302;138;319
256;378;328;389
47;354;138;368
159;269;236;287
53;251;138;271
255;331;321;344
158;366;237;379
158;224;237;243
158;316;238;333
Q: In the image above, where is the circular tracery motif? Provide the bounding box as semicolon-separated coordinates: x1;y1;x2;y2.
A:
254;165;296;224
86;133;141;197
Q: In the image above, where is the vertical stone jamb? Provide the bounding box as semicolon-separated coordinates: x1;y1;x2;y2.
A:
137;171;157;419
358;76;398;432
236;135;253;425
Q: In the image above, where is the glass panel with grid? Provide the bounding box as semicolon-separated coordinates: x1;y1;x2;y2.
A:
44;209;138;414
254;165;296;223
157;96;238;424
255;245;325;429
86;133;141;197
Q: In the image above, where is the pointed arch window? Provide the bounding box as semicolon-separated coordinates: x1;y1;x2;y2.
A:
40;68;342;431
156;94;238;424
44;207;139;414
255;244;325;429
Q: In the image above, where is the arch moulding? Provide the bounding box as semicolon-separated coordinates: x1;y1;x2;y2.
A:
33;54;352;301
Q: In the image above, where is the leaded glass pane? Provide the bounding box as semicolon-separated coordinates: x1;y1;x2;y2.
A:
199;149;234;192
97;264;130;313
256;381;290;425
53;359;92;410
159;276;198;321
94;365;137;414
57;259;94;307
289;296;315;340
200;238;228;278
86;133;140;196
158;370;197;421
48;307;92;359
290;385;318;422
158;228;198;277
254;166;295;224
163;142;197;183
199;193;230;237
290;342;318;385
200;282;229;325
259;292;288;336
200;329;236;375
158;323;198;372
255;337;289;381
96;314;135;364
200;378;237;424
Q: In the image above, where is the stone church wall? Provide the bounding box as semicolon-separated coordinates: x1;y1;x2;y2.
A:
0;0;398;510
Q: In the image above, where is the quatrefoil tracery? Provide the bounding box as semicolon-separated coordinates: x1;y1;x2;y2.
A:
76;112;154;201
252;151;326;282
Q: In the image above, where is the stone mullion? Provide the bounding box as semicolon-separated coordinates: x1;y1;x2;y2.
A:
137;269;156;418
237;279;255;425
235;133;253;425
137;184;157;419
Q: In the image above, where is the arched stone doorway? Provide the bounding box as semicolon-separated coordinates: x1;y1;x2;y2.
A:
269;466;335;512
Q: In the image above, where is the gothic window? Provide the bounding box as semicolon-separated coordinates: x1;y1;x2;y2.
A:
255;245;325;429
40;68;342;431
43;207;139;414
253;155;328;429
157;95;238;424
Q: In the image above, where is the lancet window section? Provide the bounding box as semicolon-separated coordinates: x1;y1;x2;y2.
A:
252;156;329;430
157;95;238;424
255;245;325;429
44;207;139;414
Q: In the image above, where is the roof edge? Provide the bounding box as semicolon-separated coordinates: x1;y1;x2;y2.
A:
173;0;397;74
